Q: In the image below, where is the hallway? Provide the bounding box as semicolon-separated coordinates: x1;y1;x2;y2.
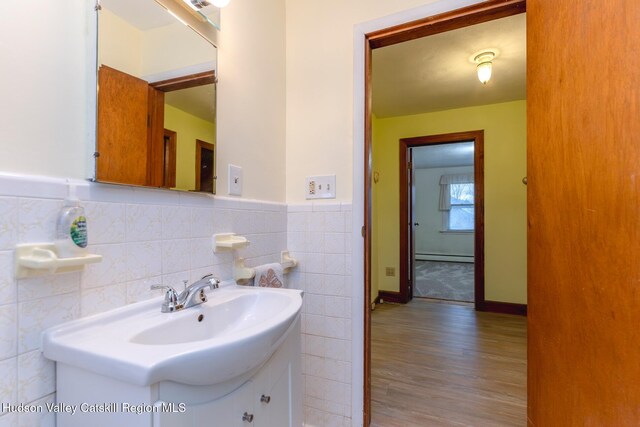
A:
371;299;526;426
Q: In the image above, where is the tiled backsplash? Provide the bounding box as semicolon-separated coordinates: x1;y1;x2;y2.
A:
287;203;353;427
0;174;287;426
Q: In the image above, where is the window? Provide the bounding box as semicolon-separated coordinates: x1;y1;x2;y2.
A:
448;183;474;231
438;173;474;232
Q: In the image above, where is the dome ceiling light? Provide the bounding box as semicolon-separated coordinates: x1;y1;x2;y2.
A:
473;51;496;85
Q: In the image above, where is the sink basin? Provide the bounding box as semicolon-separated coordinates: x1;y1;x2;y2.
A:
42;284;303;387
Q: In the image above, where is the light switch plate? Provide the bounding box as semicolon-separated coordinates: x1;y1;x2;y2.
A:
228;164;242;196
305;175;336;199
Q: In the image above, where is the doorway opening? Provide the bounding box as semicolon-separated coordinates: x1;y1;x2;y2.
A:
162;129;177;189
362;1;527;425
401;134;483;306
195;139;216;192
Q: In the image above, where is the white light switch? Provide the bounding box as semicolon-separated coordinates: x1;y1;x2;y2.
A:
228;164;242;196
305;175;336;199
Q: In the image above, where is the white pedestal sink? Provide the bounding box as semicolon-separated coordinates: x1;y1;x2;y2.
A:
42;284;303;427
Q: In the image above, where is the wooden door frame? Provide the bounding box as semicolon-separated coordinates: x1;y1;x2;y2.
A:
362;0;527;425
398;132;484;308
163;129;177;189
195;139;216;192
149;70;216;92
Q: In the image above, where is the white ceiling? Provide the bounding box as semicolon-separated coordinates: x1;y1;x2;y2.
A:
165;84;216;123
413;142;474;169
101;0;219;30
372;13;526;118
101;0;175;30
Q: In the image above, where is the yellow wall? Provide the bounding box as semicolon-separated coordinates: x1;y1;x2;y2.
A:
164;104;216;191
372;100;527;304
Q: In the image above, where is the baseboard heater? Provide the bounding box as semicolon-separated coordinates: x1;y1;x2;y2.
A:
416;253;474;263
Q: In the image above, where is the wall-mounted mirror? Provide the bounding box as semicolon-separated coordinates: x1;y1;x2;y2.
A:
96;0;218;193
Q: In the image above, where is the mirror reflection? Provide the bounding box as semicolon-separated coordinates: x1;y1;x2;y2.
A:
96;0;217;193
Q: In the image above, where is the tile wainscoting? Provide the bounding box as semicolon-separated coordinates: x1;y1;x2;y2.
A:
0;174;355;427
0;174;287;426
287;203;353;427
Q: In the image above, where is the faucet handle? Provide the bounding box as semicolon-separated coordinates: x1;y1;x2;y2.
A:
200;274;220;289
150;285;179;312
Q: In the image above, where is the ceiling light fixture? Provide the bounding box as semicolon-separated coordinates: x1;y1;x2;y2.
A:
474;51;495;85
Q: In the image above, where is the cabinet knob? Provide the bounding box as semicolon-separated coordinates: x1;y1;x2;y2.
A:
242;412;254;423
260;394;271;404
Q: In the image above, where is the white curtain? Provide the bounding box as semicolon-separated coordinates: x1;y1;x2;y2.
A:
439;173;474;211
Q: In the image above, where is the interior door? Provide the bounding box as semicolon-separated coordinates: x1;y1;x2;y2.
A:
528;0;640;423
97;65;149;186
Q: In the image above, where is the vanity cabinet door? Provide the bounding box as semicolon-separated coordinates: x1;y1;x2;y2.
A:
194;381;254;427
253;362;293;427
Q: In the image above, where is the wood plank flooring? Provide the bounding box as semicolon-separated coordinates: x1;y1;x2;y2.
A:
371;299;526;427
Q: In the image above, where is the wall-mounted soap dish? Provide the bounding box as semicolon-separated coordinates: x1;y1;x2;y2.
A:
213;233;250;252
15;243;103;279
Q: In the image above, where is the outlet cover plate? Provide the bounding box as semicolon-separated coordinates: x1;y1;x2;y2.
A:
305;175;336;199
228;164;242;196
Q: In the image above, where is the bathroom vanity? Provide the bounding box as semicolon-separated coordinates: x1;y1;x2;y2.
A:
42;285;303;426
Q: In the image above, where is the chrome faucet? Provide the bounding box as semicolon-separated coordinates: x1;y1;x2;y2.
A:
151;274;220;313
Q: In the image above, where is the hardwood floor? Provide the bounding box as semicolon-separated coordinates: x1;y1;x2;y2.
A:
371;299;526;427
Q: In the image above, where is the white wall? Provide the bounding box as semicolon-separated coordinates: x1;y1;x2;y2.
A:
414;166;474;257
216;0;286;201
0;0;91;181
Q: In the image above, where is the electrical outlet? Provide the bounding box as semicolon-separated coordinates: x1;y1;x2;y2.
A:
228;164;242;196
385;267;395;277
305;175;336;199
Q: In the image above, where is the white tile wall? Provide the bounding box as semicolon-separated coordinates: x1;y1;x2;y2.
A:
0;198;18;251
17;394;55;427
0;358;17;414
288;202;353;427
0;174;287;425
0;174;356;427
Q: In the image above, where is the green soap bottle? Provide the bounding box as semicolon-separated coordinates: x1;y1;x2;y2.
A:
55;183;88;258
